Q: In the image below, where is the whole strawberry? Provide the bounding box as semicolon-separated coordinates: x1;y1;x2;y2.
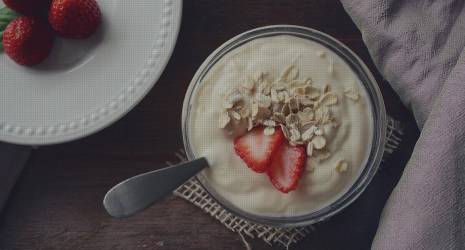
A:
48;0;101;39
3;0;51;16
2;16;54;65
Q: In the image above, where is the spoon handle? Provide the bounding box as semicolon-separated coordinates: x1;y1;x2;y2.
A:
103;157;209;218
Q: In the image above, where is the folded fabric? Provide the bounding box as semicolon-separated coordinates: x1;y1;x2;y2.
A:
340;0;465;249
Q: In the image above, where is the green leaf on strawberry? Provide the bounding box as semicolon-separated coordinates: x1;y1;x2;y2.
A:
0;7;20;50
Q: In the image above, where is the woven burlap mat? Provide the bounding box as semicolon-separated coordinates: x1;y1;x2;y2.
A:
171;117;403;249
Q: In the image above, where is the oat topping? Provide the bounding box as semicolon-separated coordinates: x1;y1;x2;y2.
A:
319;92;338;106
218;65;362;166
218;111;231;129
335;160;349;173
315;149;331;162
279;65;299;82
306;142;314;157
344;86;360;101
323;84;330;94
314;127;324;136
263;126;276;136
229;110;241;121
311;135;326;149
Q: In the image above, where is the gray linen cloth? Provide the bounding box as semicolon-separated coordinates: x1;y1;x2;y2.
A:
340;0;465;249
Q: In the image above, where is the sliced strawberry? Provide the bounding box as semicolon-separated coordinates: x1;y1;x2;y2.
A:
234;127;284;173
267;142;306;193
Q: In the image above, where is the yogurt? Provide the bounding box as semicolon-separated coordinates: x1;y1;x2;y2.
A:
187;35;373;217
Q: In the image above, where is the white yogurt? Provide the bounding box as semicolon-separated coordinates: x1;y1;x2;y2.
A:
188;35;373;217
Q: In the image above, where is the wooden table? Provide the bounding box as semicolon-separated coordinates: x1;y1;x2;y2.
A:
0;1;419;249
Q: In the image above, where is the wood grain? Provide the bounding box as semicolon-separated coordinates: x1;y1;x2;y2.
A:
0;1;419;250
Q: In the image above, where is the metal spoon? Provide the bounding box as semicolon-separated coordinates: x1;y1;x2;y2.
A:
103;157;209;218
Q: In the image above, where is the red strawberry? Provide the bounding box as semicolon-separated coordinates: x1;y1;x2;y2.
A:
2;17;54;65
3;0;51;16
48;0;101;39
234;127;284;173
267;142;306;193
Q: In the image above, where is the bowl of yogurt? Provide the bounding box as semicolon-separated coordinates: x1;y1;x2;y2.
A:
182;25;386;226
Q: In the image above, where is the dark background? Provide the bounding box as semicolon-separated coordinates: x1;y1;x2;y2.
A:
0;1;419;249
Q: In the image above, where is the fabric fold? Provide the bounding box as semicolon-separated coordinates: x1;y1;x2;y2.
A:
341;0;465;249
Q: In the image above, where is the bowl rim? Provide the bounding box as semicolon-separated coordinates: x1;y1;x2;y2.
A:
181;25;387;227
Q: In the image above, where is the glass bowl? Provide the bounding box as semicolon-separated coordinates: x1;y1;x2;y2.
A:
181;25;386;227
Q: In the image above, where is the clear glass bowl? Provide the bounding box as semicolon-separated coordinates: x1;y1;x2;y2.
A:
181;25;386;227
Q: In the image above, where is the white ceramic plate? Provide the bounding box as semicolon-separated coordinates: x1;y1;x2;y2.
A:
0;0;182;145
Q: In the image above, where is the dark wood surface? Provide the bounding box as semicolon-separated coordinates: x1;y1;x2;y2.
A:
0;1;419;250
